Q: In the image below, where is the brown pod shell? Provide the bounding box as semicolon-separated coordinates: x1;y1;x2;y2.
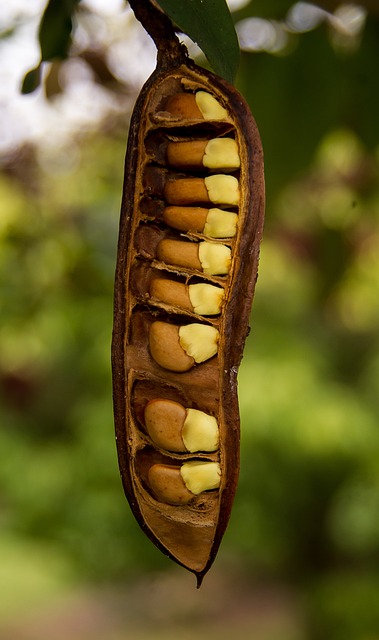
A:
112;57;265;586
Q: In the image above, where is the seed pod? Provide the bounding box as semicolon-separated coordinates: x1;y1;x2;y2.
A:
112;3;265;587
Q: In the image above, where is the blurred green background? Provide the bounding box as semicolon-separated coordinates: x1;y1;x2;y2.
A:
1;1;379;639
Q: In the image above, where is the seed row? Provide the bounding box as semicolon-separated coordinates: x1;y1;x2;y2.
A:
133;89;241;506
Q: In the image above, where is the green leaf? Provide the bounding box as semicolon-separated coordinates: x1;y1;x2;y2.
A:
21;0;81;95
155;0;240;84
39;0;80;62
21;65;42;94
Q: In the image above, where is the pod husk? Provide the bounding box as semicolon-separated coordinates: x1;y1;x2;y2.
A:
112;57;265;586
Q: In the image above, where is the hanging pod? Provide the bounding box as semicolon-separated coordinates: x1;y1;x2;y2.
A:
112;0;265;586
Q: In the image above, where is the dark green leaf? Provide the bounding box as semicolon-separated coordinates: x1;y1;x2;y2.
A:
39;0;80;61
21;0;80;95
155;0;240;84
21;64;42;94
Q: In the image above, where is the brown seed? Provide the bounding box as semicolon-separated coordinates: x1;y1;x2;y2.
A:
164;93;204;119
164;91;228;121
156;238;230;276
163;206;209;233
164;177;210;205
163;206;237;239
150;278;193;311
164;175;239;207
144;399;187;451
149;321;194;372
166;140;208;170
166;139;240;172
148;463;194;505
150;278;224;316
156;239;202;271
144;400;219;453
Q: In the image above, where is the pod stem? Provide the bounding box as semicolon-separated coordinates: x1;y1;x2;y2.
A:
128;0;188;68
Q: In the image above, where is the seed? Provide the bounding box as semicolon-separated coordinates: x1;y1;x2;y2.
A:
148;464;194;504
149;321;218;371
150;278;224;316
164;91;228;121
164;175;239;206
163;206;209;233
156;239;202;270
204;175;240;206
178;323;219;363
144;399;187;451
182;409;219;452
144;399;219;453
163;206;237;238
164;93;204;119
156;238;231;275
149;321;194;372
148;460;221;505
188;283;224;315
164;177;209;205
180;461;221;495
150;278;193;311
166;138;240;172
166;140;208;171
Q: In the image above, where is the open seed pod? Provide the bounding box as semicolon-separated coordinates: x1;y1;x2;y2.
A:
112;1;265;586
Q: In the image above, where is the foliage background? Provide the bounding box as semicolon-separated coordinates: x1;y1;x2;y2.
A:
0;1;378;638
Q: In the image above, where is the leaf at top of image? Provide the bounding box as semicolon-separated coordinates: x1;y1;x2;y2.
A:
21;0;81;94
155;0;240;85
39;0;80;62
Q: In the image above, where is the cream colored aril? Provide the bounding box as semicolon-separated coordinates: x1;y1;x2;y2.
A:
178;323;219;363
203;138;240;172
188;283;224;315
195;91;228;120
204;174;239;206
180;461;221;495
198;242;231;275
204;209;238;238
182;409;219;452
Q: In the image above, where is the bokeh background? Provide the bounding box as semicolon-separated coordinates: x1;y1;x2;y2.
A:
1;1;379;638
